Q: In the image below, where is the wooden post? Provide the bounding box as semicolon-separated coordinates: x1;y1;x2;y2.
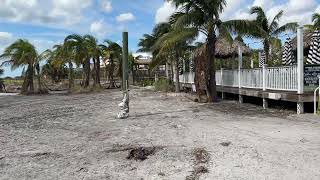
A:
238;46;243;104
297;26;304;114
122;32;129;92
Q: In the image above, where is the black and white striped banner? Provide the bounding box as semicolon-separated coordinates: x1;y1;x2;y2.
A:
190;59;195;72
282;37;295;65
307;30;320;65
259;51;266;67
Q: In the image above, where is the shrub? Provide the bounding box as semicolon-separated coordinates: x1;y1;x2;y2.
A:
154;79;173;92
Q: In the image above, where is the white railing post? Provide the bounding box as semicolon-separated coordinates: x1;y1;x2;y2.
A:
262;64;268;109
262;64;267;91
221;68;225;99
297;26;304;114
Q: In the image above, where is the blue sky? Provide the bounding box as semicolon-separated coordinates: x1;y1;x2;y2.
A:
0;0;319;77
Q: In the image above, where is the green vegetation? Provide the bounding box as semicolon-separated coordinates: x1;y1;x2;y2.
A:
154;79;173;92
305;13;320;32
0;39;47;94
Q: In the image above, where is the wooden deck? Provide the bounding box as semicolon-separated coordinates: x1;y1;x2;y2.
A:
217;86;316;103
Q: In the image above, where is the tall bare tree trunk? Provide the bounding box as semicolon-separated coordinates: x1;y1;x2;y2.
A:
206;31;217;102
82;59;90;88
92;58;97;87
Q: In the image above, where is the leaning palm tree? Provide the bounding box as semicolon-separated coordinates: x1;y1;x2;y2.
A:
249;6;298;63
305;13;320;32
0;39;38;94
168;0;259;102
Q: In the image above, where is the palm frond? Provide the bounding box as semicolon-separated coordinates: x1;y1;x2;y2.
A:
272;22;298;36
269;10;283;32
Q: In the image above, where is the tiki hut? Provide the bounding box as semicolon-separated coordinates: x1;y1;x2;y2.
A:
193;38;251;96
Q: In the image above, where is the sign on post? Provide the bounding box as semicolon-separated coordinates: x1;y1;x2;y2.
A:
304;65;320;91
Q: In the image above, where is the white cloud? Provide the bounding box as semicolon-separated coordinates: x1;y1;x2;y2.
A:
116;13;135;23
0;32;13;42
155;1;176;23
101;0;112;13
90;20;110;38
0;0;93;26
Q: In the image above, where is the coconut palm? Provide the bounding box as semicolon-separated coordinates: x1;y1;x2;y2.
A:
152;26;197;92
305;13;320;32
104;40;122;88
0;39;38;94
83;35;103;87
64;34;90;88
138;23;176;86
249;6;298;64
167;0;259;102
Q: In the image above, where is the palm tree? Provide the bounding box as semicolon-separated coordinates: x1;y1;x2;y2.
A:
0;39;38;94
64;34;90;88
167;0;258;102
151;26;197;92
104;40;122;88
138;23;172;71
249;6;298;64
84;35;103;87
305;13;320;32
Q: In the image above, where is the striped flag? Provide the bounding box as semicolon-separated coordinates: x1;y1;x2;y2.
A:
307;30;320;65
282;37;295;65
259;51;266;67
190;59;195;72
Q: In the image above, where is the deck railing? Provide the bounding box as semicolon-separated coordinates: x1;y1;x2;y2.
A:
176;65;298;92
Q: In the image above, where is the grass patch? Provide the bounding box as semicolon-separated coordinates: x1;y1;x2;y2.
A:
3;79;24;86
154;79;173;92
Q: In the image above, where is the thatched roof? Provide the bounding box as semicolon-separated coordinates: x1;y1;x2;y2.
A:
291;32;313;50
194;38;252;59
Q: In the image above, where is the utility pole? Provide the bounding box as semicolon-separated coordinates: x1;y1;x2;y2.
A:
117;32;129;119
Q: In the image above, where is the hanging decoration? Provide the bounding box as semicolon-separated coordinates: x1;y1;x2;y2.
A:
259;51;266;67
307;30;320;65
282;37;295;65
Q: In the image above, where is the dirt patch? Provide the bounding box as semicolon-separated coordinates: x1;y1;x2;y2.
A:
186;148;210;180
220;141;232;147
127;146;163;161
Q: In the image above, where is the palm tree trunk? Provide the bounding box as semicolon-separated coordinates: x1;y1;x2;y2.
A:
109;58;115;88
207;32;217;102
29;63;34;93
175;52;180;93
264;39;270;64
92;58;97;87
82;60;90;88
68;61;74;89
96;55;101;86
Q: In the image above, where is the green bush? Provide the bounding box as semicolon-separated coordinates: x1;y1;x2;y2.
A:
154;79;173;92
141;79;154;87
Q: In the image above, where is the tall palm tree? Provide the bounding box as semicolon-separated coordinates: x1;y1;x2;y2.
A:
104;40;122;88
305;13;320;32
84;35;103;87
152;26;197;92
64;34;90;88
0;39;38;94
249;6;298;63
168;0;258;102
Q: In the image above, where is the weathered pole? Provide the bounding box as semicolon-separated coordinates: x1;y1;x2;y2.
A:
122;31;129;92
117;32;129;119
